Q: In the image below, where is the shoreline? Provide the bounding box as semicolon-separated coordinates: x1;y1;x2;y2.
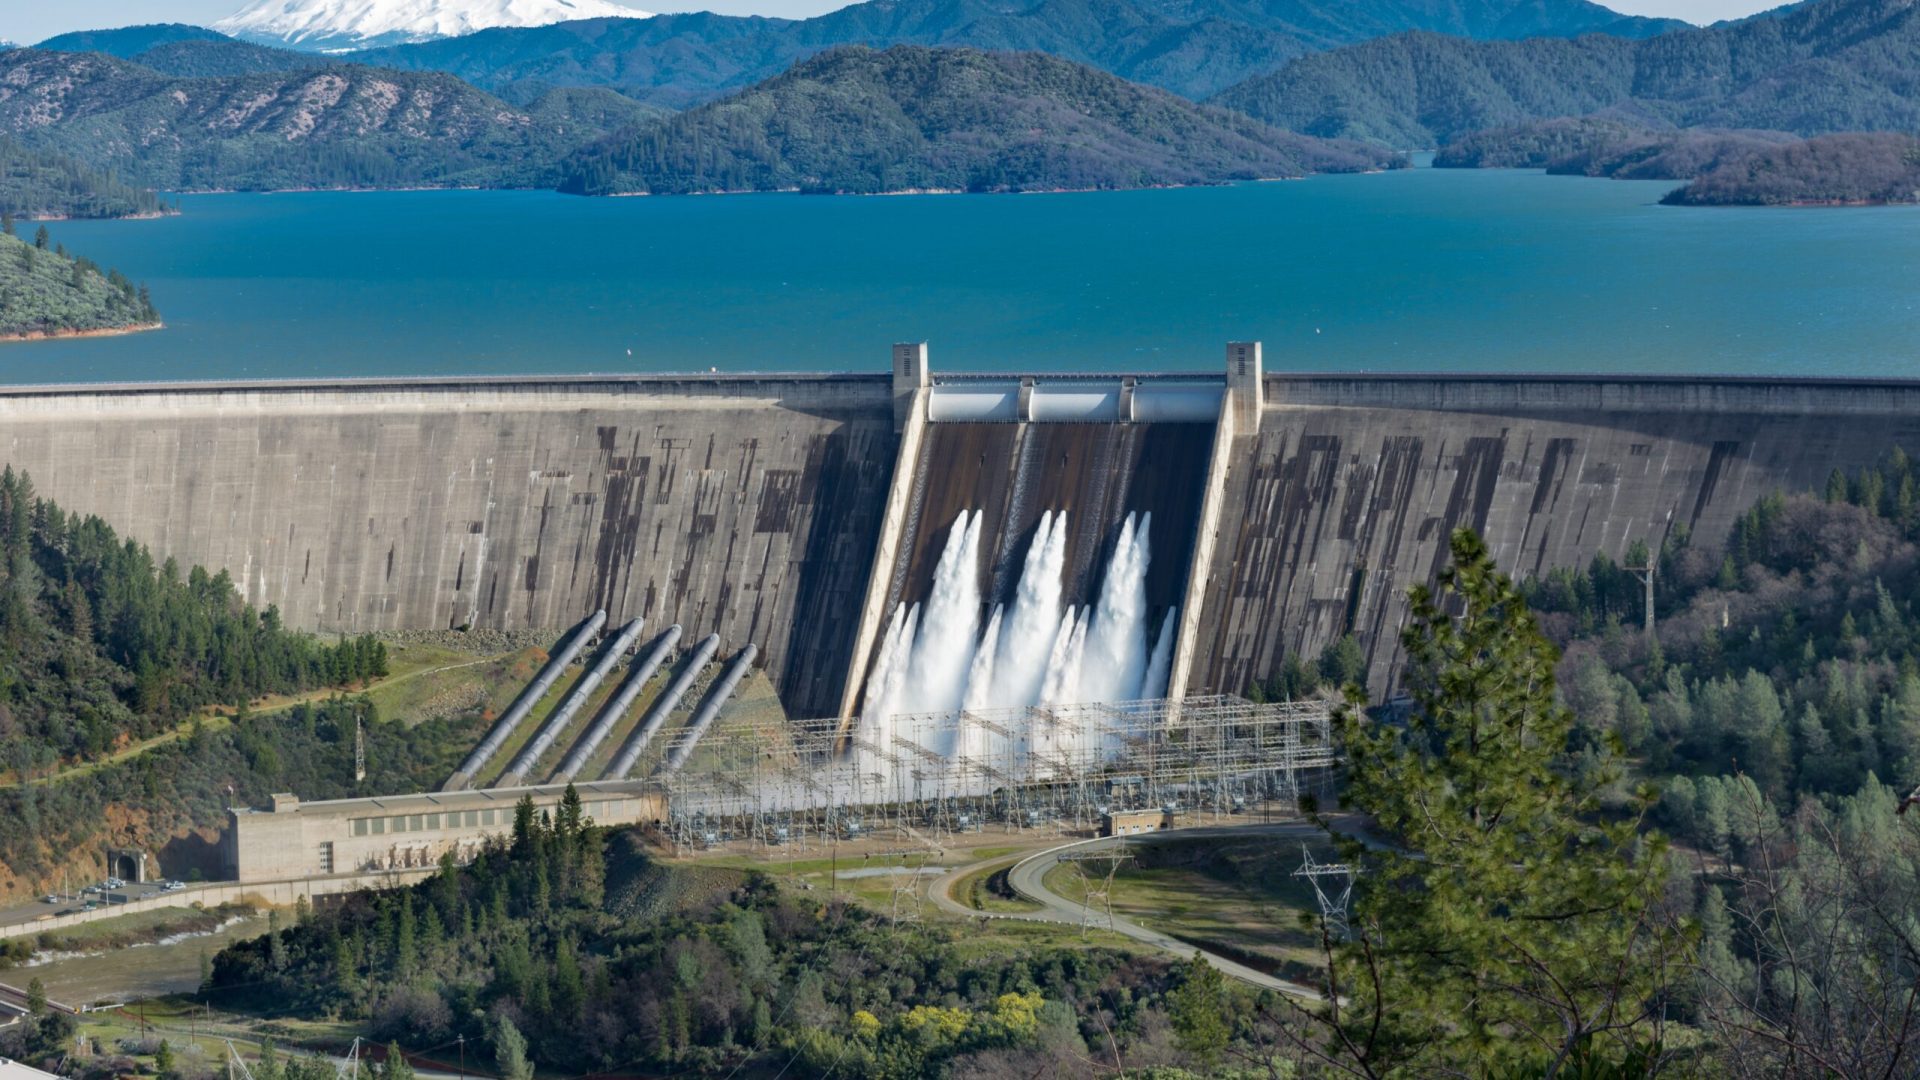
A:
0;322;164;345
15;209;177;222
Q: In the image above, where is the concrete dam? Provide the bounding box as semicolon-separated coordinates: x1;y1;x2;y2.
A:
8;348;1920;731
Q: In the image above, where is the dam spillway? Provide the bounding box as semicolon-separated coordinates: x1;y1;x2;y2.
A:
7;357;1920;723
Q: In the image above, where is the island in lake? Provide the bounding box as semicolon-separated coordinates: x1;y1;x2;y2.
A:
0;223;160;342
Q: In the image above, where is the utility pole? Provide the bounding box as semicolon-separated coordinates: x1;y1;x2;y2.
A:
1626;560;1656;638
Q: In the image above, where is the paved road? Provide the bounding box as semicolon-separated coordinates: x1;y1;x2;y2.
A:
929;822;1327;999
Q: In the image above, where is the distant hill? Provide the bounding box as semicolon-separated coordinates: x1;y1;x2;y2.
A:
1435;117;1797;178
1664;132;1920;205
1213;0;1920;146
557;45;1400;196
0;47;664;191
124;38;331;77
34;27;327;78
0;135;171;219
348;0;1686;106
0;225;158;338
215;0;654;53
33;23;229;57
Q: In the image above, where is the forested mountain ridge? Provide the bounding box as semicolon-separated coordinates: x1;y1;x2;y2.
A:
1664;131;1920;204
344;0;1685;106
0;135;171;219
0;47;664;191
1433;117;1795;174
33;23;231;57
558;45;1400;196
1213;0;1920;147
33;24;332;78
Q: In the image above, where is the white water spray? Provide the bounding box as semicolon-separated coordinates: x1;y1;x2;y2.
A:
1077;512;1152;705
901;510;984;715
861;506;1171;767
858;602;920;776
1139;607;1178;700
987;510;1069;707
958;605;1004;757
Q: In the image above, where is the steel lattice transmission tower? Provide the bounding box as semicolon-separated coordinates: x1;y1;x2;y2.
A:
1293;844;1356;940
1061;847;1134;936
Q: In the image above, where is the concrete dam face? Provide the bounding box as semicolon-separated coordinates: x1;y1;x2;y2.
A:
0;377;894;720
8;356;1920;721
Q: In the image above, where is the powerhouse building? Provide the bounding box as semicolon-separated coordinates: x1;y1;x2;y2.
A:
224;781;666;883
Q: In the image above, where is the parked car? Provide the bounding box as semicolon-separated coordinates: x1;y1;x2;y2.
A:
42;895;59;904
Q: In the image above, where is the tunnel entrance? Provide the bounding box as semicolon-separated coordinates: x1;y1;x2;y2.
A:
105;847;148;884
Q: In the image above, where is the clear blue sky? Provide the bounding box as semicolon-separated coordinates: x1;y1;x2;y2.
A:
4;0;1786;47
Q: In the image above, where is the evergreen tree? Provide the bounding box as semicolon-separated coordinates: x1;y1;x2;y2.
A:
492;1015;533;1080
1166;954;1230;1069
1306;528;1687;1074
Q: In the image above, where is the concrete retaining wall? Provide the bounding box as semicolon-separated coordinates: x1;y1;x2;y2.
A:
0;869;435;941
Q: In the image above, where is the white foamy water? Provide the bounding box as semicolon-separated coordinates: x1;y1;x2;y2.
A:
1140;607;1178;700
986;510;1068;707
901;510;984;715
858;506;1173;768
1077;512;1151;705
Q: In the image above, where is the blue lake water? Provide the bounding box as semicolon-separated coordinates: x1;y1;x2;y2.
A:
8;166;1920;383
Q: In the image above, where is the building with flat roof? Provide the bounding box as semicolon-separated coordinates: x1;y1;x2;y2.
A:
224;781;667;882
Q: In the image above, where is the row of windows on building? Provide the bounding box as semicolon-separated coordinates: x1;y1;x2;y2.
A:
347;800;634;837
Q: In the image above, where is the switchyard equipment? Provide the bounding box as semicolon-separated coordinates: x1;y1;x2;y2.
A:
653;694;1334;852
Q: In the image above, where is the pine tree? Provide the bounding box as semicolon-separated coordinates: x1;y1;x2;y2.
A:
1166;954;1230;1069
492;1015;533;1080
1306;528;1688;1075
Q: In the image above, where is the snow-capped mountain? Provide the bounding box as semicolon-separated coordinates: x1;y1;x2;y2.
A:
214;0;653;52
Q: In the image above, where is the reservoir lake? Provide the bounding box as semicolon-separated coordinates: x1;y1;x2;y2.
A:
8;166;1920;383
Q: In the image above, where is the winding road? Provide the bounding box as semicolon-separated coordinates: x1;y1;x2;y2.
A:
929;822;1327;999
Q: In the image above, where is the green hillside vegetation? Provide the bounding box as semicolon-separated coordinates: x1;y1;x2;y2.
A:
1529;448;1920;816
0;223;158;338
0;467;410;889
1435;117;1795;177
1664;131;1920;204
0;48;662;191
206;817;1217;1078
0;135;170;219
1214;0;1920;147
560;45;1399;197
346;0;1682;107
